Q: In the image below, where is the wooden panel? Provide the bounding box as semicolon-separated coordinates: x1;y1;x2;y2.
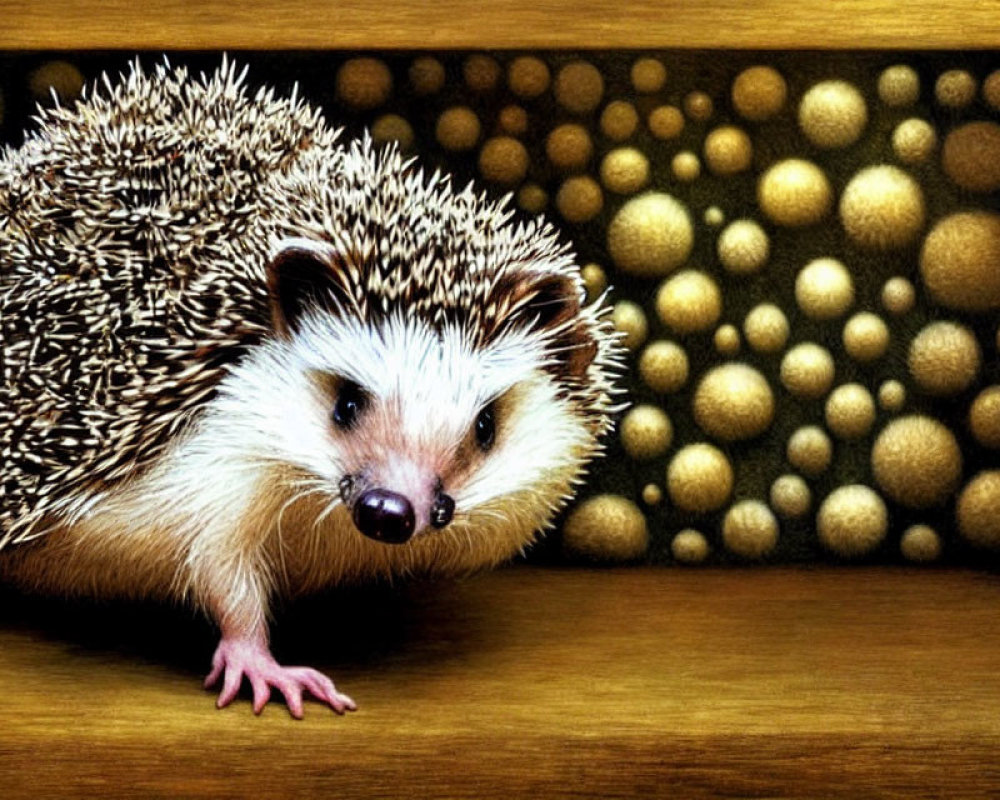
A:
1;566;999;797
1;0;1000;50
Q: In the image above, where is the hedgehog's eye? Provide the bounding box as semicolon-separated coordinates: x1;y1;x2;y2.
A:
474;403;496;451
332;381;367;429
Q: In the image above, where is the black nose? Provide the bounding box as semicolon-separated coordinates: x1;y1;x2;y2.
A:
352;489;416;544
430;491;455;529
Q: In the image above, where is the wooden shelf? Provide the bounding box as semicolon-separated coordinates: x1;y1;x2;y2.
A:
1;566;999;798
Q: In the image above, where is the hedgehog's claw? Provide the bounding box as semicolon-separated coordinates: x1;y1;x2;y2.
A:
205;635;356;718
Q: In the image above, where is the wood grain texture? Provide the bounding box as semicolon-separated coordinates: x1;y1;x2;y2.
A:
2;0;1000;50
0;566;998;798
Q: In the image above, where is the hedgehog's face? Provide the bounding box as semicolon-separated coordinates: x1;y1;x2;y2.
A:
261;237;612;547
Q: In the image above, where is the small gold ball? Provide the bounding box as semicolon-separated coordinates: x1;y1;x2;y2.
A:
667;443;734;513
798;80;867;149
478;136;529;185
787;426;833;477
703;126;753;176
795;257;855;320
892;118;937;165
920;211;1000;312
672;529;710;564
843;312;890;362
600;100;640;141
693;363;775;441
935;69;977;108
684;91;714;122
517;183;548;214
713;324;741;355
563;495;649;562
770;474;812;518
723;500;779;559
648;105;684;140
620;405;674;461
498;105;529;135
878;380;907;412
878;64;921;107
600;147;650;194
825;383;876;440
611;300;648;351
758;159;832;227
942;122;1000;193
817;485;888;558
969;386;1000;448
871;415;963;508
607;192;694;278
781;343;836;399
881;276;916;315
631;57;667;93
642;483;664;506
743;304;789;354
908;321;981;396
639;340;690;393
984;70;1000;110
957;471;1000;549
672;151;701;182
655;270;722;334
580;263;608;303
371;114;415;150
731;65;787;121
545;123;593;171
507;55;550;99
704;206;725;227
839;165;925;250
335;58;393;109
463;54;501;92
29;60;84;102
436;106;481;151
554;60;605;114
901;525;942;562
717;219;770;275
555;176;603;223
409;57;446;95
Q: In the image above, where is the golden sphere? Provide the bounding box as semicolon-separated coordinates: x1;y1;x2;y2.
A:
639;340;689;393
713;324;741;355
648;105;684;140
29;60;84;102
892;118;937;165
787;425;833;477
563;495;649;562
717;219;770;275
839;165;925;250
631;57;667;93
580;263;608;303
478;136;529;185
463;54;501;92
554;60;604;114
942;122;1000;193
878;380;907;412
908;321;981;396
607;192;693;278
371;114;414;149
507;56;550;99
703;126;753;176
824;383;876;440
878;64;921;107
672;529;710;564
655;270;722;334
935;69;977;108
555;176;603;223
684;91;714;122
817;485;888;557
798;80;867;149
871;415;962;508
335;58;392;109
969;386;1000;448
600;148;650;194
693;363;775;441
517;183;548;214
498;105;528;135
743;304;789;354
642;483;664;506
881;276;916;315
795;258;854;320
436;106;481;151
731;65;787;121
545;123;593;171
667;443;734;513
620;405;674;461
843;312;890;362
901;525;942;562
704;206;725;227
600;101;640;141
920;211;1000;312
611;300;648;351
409;56;445;95
780;343;836;398
671;151;701;182
957;471;1000;549
758;159;832;227
984;70;1000;110
723;500;779;559
770;474;812;518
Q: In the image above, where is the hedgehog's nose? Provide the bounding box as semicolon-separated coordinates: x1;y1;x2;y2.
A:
352;488;415;544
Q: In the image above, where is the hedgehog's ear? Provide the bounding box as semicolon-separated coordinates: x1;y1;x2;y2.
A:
266;238;354;337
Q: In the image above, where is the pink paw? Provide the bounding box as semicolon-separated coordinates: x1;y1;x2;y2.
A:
204;636;356;719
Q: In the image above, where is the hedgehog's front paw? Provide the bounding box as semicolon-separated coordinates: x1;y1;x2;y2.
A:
204;636;356;719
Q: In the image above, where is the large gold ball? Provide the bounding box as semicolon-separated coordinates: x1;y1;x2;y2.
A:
732;65;787;121
795;258;854;320
563;495;649;561
667;443;734;513
335;58;393;109
780;343;835;399
608;192;694;278
787;426;833;477
703;126;753;176
722;500;779;559
758;159;832;227
908;321;981;396
639;341;690;394
817;485;888;557
871;415;962;508
942;122;1000;193
798;80;867;149
743;304;789;353
655;270;722;334
693;363;775;441
839;165;925;250
843;312;890;362
969;386;1000;449
824;383;876;440
718;219;770;275
920;211;1000;312
620;405;673;460
957;471;1000;549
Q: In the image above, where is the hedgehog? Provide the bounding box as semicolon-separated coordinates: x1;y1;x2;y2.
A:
0;60;622;718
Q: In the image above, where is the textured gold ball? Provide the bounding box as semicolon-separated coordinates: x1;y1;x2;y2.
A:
942;122;1000;193
693;363;774;441
731;65;787;121
600;101;640;141
639;340;690;393
335;58;393;109
563;495;649;562
824;383;876;440
29;60;84;102
957;471;1000;548
684;91;714;122
545;123;593;171
704;126;753;176
758;159;832;227
878;65;921;107
648;105;684;140
671;151;701;182
984;70;1000;110
478;136;529;185
718;219;770;275
607;192;693;278
371;114;415;149
787;426;833;477
839;165;925;250
704;206;725;227
770;474;812;518
798;80;867;149
723;501;779;559
817;485;888;557
517;183;548;214
920;211;1000;312
554;60;604;114
892;119;937;165
620;405;674;460
436;107;481;151
498;105;529;135
600;148;650;194
901;525;942;562
871;415;962;508
463;54;501;92
969;386;1000;449
656;270;722;334
631;57;667;93
507;55;550;99
842;312;890;362
877;380;907;412
580;263;608;303
780;343;836;399
795;258;854;320
743;304;789;354
881;276;916;315
672;529;710;564
667;443;734;513
642;483;664;506
555;176;603;223
908;321;981;396
935;69;977;108
713;324;741;356
409;57;446;95
612;300;648;352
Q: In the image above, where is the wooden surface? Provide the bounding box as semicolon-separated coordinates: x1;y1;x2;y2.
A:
0;566;998;798
2;0;1000;50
